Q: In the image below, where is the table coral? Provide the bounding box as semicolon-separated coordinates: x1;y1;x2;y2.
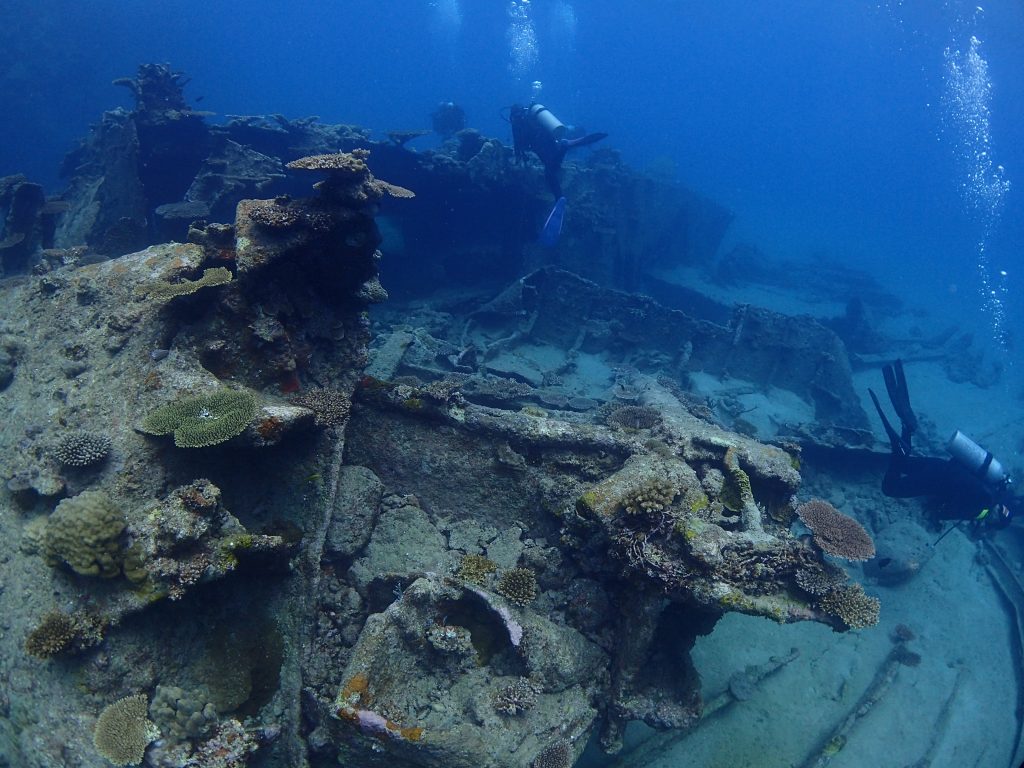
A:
140;389;257;448
796;498;876;561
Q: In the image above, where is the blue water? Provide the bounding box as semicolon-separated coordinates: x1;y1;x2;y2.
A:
3;0;1022;349
3;2;1024;766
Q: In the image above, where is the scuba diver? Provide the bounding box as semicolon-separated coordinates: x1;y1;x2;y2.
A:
431;101;466;138
509;102;607;200
508;92;607;247
869;359;1018;536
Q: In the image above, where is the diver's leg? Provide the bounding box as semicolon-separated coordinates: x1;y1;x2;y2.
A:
881;455;940;498
544;163;562;200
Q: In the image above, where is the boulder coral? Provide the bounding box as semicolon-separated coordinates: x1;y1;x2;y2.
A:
42;490;126;578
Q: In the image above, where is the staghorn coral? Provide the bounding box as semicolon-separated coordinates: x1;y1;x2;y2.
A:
817;583;881;630
456;553;498;585
53;430;111;467
496;567;539;606
24;609;104;659
606;404;662;430
42;490;126;578
623;479;677;516
796;499;876;561
533;739;573;768
290;388;351;427
492;677;538;715
93;693;160;766
146;267;232;301
140;389;257;448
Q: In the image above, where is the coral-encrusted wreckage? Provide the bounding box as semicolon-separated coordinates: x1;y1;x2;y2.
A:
0;65;889;767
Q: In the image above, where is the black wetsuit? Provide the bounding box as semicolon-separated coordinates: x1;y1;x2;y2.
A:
872;359;1015;526
881;453;1003;521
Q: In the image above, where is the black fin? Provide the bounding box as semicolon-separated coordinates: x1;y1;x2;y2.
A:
870;388;908;457
883;360;917;442
565;132;607;149
892;359;918;434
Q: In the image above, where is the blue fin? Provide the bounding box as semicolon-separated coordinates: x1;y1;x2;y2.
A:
539;197;567;247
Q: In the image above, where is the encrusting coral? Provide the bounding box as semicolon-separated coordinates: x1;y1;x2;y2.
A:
140;389;257;448
795;498;876;561
145;266;232;301
92;693;160;766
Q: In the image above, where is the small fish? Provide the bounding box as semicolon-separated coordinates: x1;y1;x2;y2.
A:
305;472;322;484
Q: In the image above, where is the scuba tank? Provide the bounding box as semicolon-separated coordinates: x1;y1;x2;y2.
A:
528;104;567;141
947;430;1009;487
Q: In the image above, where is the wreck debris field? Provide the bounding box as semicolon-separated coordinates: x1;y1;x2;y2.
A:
1;3;1023;768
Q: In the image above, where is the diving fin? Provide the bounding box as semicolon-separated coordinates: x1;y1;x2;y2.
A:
882;359;918;441
539;196;567;247
869;388;909;457
564;132;608;149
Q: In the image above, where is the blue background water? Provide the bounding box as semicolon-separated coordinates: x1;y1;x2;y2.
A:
2;0;1023;348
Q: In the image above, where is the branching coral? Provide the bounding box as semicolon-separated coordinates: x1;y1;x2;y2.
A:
53;430;111;467
491;677;538;715
794;562;848;595
817;583;881;629
622;479;677;516
24;609;104;659
290;388;351;427
92;693;160;766
533;739;573;768
496;567;539;606
606;404;662;430
795;499;875;561
455;553;497;585
247;200;302;229
140;389;257;448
